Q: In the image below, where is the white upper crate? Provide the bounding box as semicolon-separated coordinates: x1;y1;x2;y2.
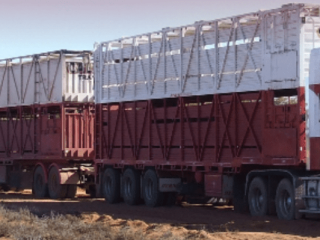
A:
0;50;94;107
94;3;320;104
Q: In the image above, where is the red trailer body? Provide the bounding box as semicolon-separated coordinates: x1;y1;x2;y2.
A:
0;103;94;162
0;103;95;192
95;89;305;170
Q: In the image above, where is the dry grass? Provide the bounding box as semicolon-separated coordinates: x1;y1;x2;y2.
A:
0;204;311;240
0;206;114;240
0;205;194;240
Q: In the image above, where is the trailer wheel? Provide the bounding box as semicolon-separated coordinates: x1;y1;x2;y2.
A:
102;168;121;203
248;177;268;216
33;166;48;198
275;178;295;220
48;167;67;199
122;168;140;205
65;185;77;198
143;169;163;207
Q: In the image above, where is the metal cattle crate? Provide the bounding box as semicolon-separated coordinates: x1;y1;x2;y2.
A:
0;50;94;108
94;3;320;104
0;103;95;161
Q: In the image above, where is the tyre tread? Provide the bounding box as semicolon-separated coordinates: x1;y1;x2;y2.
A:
248;177;268;216
102;168;121;203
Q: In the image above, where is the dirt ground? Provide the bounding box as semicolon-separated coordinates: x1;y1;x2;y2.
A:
1;189;320;239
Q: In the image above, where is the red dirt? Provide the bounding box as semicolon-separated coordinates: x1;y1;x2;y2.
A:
1;189;320;239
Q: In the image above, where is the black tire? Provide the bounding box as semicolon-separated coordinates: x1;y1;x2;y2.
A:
48;167;67;199
33;166;48;198
102;168;121;203
122;168;140;205
143;169;163;207
275;178;295;220
248;177;268;216
65;185;77;198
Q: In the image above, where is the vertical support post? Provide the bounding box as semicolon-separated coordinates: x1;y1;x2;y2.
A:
61;104;65;157
34;56;38;104
215;22;219;89
20;58;23;105
86;106;90;149
235;93;238;156
134;39;137;99
96;104;100;159
163;31;167;94
262;91;267;157
148;100;151;160
47;54;50;100
164;99;167;161
121;102;123;160
180;28;184;93
180;97;184;162
197;96;200;161
134;101;137;159
75;110;79;151
283;12;287;51
7;60;10;106
148;34;152;96
197;25;201;91
107;104;110;159
106;44;110;101
6;108;9;157
120;41;124;99
234;18;238;87
36;106;40;155
20;107;23;155
97;44;102;103
214;95;218;162
272;15;276;53
83;106;86;149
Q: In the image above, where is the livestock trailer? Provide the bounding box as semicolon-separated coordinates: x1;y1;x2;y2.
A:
0;50;95;199
93;3;320;220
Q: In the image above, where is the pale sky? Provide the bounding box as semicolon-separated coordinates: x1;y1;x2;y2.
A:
0;0;319;59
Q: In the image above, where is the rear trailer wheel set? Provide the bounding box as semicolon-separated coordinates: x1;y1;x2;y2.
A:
247;176;297;220
32;164;85;200
101;168;175;208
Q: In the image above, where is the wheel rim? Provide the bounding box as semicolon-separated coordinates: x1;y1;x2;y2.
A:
252;188;264;212
280;189;292;215
145;178;153;201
